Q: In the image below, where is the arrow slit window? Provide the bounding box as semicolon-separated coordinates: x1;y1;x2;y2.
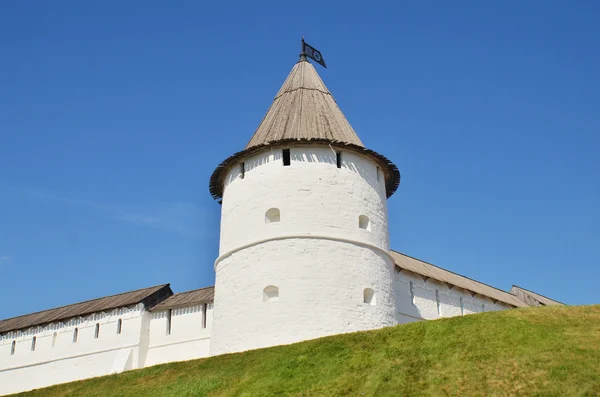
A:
282;149;291;166
166;310;172;336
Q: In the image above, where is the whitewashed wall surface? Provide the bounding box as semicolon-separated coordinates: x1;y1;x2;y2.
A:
393;269;511;324
146;304;213;367
0;301;214;396
211;145;396;355
0;304;145;396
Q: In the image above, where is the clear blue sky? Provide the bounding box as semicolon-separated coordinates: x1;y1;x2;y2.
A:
1;1;598;319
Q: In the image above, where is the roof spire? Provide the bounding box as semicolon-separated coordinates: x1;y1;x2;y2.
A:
208;44;401;201
299;36;307;62
244;59;364;149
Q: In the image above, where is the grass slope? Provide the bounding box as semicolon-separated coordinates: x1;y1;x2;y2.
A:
15;305;600;397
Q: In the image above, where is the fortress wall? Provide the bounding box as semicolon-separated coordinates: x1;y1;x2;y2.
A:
145;303;213;367
394;270;512;324
0;306;145;396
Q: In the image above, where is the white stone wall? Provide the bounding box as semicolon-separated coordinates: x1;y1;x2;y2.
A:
393;269;512;324
0;305;145;396
0;301;216;395
211;145;396;355
145;303;213;367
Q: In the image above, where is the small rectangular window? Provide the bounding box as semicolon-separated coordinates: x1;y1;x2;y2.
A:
282;149;291;166
202;303;208;329
166;309;172;336
240;163;245;179
336;152;342;168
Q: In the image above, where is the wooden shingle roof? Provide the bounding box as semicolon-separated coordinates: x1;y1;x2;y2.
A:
0;284;173;334
149;286;214;312
245;59;364;148
510;285;564;306
391;251;528;308
209;58;401;200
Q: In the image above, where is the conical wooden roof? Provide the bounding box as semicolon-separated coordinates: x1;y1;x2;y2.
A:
209;58;400;201
246;59;364;148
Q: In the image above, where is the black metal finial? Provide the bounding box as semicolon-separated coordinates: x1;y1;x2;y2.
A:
299;36;307;62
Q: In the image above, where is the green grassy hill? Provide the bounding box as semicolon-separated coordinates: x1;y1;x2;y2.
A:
15;305;600;397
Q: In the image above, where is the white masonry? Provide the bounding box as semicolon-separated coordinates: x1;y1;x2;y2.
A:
210;146;396;355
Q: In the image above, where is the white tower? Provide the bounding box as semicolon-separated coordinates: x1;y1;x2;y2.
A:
208;51;400;355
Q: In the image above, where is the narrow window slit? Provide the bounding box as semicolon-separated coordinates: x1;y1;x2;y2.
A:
240;162;245;179
282;149;291;166
166;310;172;336
336;151;342;168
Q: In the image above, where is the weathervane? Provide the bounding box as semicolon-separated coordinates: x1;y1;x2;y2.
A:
300;37;327;68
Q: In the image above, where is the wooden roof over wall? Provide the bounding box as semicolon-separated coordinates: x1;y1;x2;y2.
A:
149;286;214;312
391;251;529;308
0;284;173;334
510;285;564;306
